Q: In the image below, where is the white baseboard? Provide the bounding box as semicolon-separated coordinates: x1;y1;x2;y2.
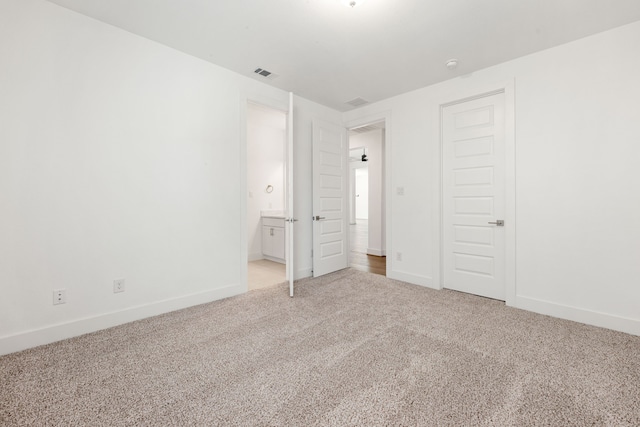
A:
295;268;312;280
514;295;640;336
0;284;245;356
387;270;437;290
366;248;386;257
248;252;263;262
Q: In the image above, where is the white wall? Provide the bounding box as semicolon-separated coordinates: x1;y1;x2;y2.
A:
0;0;340;355
349;164;357;224
344;20;640;335
247;104;286;261
355;167;369;219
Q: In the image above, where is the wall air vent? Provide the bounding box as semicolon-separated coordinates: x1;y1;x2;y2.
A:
345;97;369;107
349;120;385;134
350;124;381;134
253;68;279;80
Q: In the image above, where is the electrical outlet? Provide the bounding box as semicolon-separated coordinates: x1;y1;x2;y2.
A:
53;289;66;305
113;278;125;293
396;252;403;261
396;187;405;196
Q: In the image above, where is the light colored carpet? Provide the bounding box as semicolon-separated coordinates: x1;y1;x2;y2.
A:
1;269;639;426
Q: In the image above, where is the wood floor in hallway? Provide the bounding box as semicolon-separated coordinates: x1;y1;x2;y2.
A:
350;219;386;276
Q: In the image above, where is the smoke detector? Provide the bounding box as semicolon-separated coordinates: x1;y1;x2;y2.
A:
445;59;459;70
342;0;367;7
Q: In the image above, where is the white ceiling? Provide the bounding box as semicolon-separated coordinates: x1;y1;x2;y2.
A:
45;0;640;111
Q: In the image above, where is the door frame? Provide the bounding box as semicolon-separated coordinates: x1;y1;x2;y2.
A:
344;111;392;277
240;93;291;292
436;80;516;306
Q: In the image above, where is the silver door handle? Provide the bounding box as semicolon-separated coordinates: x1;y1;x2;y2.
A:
488;220;504;226
313;216;326;221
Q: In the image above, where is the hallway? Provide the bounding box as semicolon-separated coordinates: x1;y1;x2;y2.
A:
349;219;386;276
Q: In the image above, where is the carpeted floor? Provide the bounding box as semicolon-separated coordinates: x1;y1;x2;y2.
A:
1;269;639;426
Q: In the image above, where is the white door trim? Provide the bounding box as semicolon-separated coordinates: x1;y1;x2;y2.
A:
436;80;516;306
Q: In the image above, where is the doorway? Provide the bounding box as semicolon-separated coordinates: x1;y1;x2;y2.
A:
347;122;387;276
246;102;287;290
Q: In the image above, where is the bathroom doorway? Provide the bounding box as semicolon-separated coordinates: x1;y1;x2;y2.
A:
246;102;287;290
348;121;387;276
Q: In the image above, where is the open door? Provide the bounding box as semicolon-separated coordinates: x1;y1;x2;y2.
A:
285;93;296;296
312;119;349;277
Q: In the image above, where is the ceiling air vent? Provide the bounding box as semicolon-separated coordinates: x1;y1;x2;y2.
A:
253;68;279;80
345;97;369;107
254;68;271;77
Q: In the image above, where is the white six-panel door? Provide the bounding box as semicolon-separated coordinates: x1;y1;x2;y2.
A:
442;92;506;300
312;119;348;277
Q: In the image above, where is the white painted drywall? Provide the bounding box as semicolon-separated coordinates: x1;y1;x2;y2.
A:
355;167;369;220
246;104;286;261
344;20;640;335
0;0;338;355
349;165;357;224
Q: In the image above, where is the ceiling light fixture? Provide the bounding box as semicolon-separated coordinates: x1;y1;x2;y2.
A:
342;0;366;8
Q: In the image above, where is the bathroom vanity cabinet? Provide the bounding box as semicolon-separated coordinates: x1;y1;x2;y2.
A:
262;217;285;263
